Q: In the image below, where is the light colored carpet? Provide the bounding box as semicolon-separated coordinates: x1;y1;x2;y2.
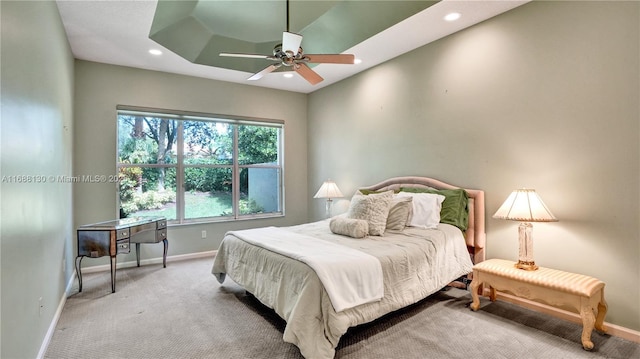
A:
44;256;639;359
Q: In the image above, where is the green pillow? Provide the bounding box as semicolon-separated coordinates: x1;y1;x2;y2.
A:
399;187;469;231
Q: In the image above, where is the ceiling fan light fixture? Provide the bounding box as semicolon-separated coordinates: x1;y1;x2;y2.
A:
149;49;163;55
283;73;294;78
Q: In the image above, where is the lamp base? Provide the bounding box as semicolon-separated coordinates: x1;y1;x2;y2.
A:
325;199;333;218
515;260;538;271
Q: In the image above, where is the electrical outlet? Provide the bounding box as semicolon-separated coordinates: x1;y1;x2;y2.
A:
39;297;43;317
201;230;207;239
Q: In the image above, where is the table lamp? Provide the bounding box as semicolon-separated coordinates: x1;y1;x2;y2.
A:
313;180;343;217
493;188;558;270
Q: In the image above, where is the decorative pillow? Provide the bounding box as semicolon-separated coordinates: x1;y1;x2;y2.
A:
330;217;369;238
400;187;469;231
385;196;413;230
347;190;394;236
395;192;445;229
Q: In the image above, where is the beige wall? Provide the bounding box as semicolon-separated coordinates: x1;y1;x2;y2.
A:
73;61;309;266
1;1;75;358
308;1;639;331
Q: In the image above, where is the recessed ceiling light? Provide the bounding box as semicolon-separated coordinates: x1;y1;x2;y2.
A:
444;12;461;22
283;73;294;78
149;49;162;55
354;58;362;64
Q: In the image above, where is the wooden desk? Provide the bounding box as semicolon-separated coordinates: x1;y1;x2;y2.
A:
470;259;607;350
76;216;168;293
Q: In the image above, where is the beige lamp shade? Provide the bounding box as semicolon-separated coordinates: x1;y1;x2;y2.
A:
493;189;557;222
313;180;344;199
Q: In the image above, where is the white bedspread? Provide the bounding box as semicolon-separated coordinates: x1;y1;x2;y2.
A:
213;221;474;359
226;226;383;312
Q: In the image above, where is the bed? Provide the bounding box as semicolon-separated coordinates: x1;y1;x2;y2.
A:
212;176;486;359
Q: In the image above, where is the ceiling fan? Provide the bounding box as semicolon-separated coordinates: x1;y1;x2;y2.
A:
219;0;355;85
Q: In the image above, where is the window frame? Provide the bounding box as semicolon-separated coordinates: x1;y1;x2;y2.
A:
116;106;285;225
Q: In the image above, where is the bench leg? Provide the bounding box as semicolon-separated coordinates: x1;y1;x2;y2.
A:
489;286;497;302
579;297;596;350
470;278;481;311
595;292;608;333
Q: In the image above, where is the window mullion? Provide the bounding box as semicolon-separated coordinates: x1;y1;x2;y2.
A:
233;125;239;219
176;120;185;223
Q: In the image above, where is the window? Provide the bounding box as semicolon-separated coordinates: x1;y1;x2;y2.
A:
117;108;284;224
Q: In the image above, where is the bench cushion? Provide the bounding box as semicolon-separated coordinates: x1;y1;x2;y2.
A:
474;259;604;297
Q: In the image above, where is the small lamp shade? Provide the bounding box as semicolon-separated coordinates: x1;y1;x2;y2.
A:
314;180;343;217
493;189;557;271
313;180;344;199
493;189;557;222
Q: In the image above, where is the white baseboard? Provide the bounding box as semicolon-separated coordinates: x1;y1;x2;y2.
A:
37;250;217;358
37;270;77;359
485;290;640;344
80;250;217;274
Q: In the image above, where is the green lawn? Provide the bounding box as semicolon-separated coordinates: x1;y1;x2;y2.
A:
128;191;232;220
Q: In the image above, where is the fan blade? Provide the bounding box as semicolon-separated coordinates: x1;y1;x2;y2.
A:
294;63;323;85
305;54;355;64
248;64;282;81
282;31;303;56
220;52;276;60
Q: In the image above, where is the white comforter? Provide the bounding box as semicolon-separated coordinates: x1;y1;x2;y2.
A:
212;220;473;359
225;226;383;312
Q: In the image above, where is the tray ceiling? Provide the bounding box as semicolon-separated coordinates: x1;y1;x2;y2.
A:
56;0;529;93
149;0;436;74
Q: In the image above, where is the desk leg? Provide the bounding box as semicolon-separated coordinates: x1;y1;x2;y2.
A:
110;256;117;293
136;243;141;267
162;239;168;268
75;256;84;292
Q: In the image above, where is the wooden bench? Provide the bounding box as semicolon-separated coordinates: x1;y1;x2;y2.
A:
469;258;608;350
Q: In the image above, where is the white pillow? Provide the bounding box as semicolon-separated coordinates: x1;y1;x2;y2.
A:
395;192;445;229
347;190;394;236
